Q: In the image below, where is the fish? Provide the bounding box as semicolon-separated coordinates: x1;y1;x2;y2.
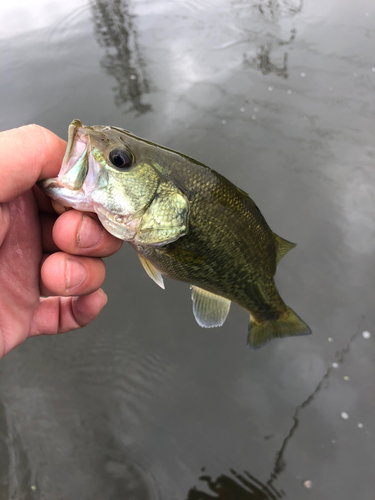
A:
38;119;311;348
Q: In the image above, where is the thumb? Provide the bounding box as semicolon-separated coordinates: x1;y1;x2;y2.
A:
0;205;10;246
0;124;67;203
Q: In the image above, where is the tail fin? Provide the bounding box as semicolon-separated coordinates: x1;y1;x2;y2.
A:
247;307;311;349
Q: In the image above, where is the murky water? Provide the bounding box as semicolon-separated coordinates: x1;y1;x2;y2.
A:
1;0;375;498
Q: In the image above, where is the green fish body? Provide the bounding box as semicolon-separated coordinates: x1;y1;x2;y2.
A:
39;120;311;348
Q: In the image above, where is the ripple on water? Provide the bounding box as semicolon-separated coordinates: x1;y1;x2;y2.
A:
71;332;177;427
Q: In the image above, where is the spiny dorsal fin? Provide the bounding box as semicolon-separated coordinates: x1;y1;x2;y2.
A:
273;233;296;264
138;254;165;289
191;286;231;328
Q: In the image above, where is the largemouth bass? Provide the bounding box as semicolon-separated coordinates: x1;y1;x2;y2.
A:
39;119;311;348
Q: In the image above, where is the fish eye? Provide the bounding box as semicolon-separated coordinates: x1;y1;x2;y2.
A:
109;148;133;169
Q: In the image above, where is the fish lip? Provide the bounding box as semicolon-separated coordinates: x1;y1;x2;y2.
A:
63;119;85;166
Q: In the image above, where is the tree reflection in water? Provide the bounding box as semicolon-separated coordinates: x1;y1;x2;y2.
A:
229;0;303;79
187;468;284;499
91;0;152;114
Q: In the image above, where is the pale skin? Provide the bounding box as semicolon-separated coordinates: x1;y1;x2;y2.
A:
0;124;123;358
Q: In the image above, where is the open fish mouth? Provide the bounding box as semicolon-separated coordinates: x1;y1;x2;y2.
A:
40;119;89;193
37;119;98;211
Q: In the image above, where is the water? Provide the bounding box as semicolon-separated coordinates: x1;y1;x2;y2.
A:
1;0;375;498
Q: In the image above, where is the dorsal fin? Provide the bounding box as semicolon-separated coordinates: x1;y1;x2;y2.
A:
138;254;165;289
273;233;296;264
191;286;231;328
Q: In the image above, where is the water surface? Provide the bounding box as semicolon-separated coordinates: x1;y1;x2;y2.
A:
1;1;374;498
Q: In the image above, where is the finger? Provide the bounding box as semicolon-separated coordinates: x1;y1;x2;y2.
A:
29;289;108;336
52;210;123;257
0;204;10;246
40;252;106;296
0;124;66;203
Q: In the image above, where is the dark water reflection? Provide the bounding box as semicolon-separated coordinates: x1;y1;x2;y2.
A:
187;469;284;499
233;0;302;79
91;0;152;114
1;0;375;498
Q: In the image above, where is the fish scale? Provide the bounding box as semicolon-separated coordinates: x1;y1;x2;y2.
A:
137;164;280;315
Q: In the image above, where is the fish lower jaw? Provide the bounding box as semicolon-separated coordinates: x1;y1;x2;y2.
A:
39;183;95;212
95;207;139;241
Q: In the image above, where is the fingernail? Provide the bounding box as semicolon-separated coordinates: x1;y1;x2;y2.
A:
66;259;87;290
77;215;104;248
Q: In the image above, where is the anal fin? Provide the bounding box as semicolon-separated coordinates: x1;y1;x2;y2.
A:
138;254;165;289
191;286;231;328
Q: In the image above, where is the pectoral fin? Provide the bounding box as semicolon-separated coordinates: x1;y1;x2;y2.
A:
136;184;189;246
191;286;231;328
138;255;165;289
273;233;296;264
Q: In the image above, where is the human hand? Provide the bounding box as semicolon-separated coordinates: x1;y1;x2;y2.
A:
0;125;123;358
